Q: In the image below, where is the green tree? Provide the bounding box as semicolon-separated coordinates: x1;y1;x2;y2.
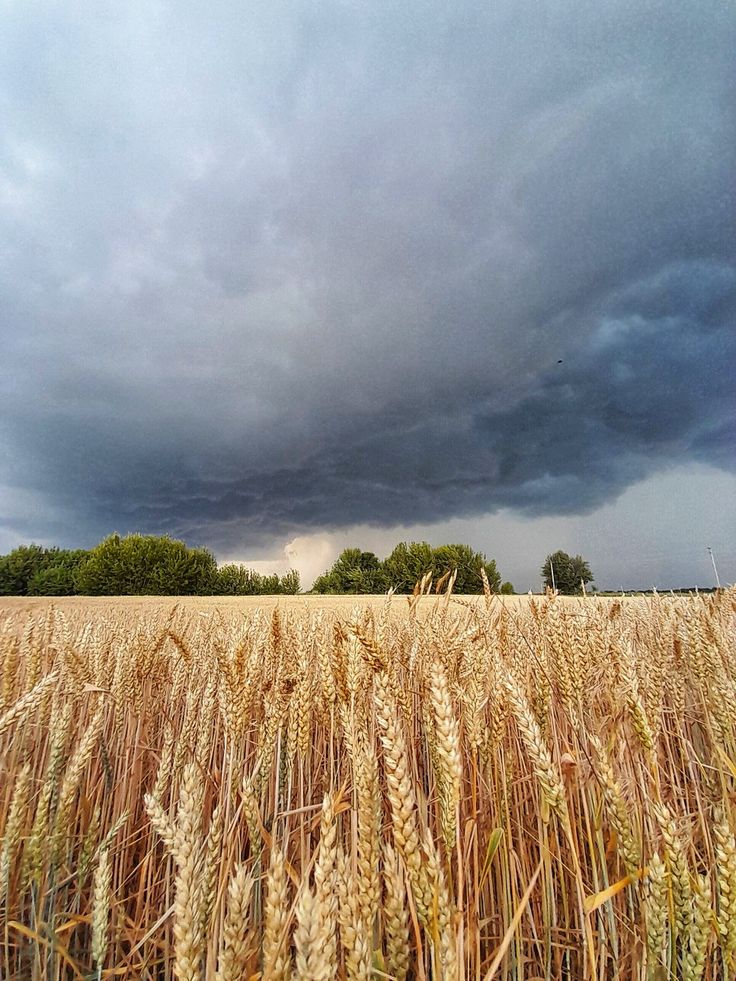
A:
212;564;301;595
0;545;89;595
383;541;434;592
75;534;217;595
500;581;515;595
313;542;501;595
431;543;501;594
312;548;387;594
27;566;71;596
0;545;50;595
279;569;301;595
260;574;281;594
214;564;259;595
541;550;594;594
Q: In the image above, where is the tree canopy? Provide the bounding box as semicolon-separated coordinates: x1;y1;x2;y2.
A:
311;548;387;594
382;541;434;592
74;534;218;595
215;564;300;595
541;550;594;594
0;545;89;596
430;543;500;594
0;535;300;596
312;541;502;594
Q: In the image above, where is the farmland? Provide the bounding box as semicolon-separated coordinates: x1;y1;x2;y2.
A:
1;589;735;979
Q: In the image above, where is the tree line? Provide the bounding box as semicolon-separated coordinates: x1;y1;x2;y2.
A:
311;542;512;594
0;535;300;596
311;544;594;595
540;550;594;595
0;534;595;596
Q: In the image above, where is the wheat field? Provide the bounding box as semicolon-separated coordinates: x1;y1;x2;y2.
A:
1;588;735;980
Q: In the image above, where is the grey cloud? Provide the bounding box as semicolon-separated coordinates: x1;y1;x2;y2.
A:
0;1;734;553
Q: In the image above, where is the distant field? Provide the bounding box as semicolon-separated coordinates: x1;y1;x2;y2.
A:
1;589;734;978
2;591;619;615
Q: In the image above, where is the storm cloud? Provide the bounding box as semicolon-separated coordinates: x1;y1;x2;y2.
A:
1;0;734;556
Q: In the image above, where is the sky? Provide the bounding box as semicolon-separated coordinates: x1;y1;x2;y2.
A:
0;0;734;591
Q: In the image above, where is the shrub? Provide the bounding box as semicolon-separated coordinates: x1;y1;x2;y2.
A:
74;534;217;595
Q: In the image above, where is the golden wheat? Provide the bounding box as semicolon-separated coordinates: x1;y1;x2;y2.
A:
0;588;734;978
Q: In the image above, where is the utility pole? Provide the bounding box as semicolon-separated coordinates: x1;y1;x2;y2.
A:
706;546;721;589
550;559;556;593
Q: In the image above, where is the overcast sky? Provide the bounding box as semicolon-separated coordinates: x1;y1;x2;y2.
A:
1;0;734;590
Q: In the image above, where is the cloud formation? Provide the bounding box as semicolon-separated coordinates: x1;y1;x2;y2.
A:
1;0;734;554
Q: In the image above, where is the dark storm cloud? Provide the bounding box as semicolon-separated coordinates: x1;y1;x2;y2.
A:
1;0;734;550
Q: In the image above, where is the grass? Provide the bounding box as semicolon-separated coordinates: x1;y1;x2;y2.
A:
0;586;735;979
